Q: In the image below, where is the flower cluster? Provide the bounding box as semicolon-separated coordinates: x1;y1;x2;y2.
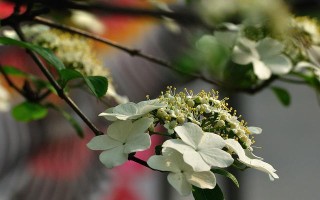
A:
3;25;128;103
88;87;278;196
195;15;320;85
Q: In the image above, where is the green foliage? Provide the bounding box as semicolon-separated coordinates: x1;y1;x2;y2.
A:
84;76;108;98
1;65;56;94
58;68;83;87
0;37;65;70
192;184;224;200
59;68;108;98
271;86;291;106
1;65;27;76
12;101;48;122
212;168;239;188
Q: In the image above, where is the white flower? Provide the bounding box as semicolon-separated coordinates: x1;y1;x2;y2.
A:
295;61;320;80
232;37;292;80
162;123;233;172
99;99;166;121
147;148;216;196
248;126;262;134
70;10;106;34
225;139;279;180
87;117;153;168
0;83;10;112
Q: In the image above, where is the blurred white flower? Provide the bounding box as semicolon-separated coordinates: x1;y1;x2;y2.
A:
70;10;106;34
232;37;292;80
0;83;10;112
225;139;279;180
147;148;216;196
99;99;166;121
248;126;262;134
295;61;320;80
162;123;233;172
87;117;153;168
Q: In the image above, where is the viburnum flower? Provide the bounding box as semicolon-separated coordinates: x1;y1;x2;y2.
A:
87;117;153;168
162;123;234;172
147;148;216;196
0;83;10;112
232;37;292;80
99;99;166;121
70;10;106;34
295;61;320;80
225;139;279;180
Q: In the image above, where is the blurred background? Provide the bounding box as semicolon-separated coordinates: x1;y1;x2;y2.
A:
0;0;320;199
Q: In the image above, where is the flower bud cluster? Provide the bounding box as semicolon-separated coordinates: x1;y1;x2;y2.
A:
150;87;253;148
22;25;109;77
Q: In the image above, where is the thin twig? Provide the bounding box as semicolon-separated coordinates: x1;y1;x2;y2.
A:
33;17;223;87
279;77;306;84
0;65;26;98
35;0;205;26
13;24;103;136
128;153;162;172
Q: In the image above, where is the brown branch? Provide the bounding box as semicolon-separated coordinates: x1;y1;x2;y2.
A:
33;17;223;87
35;0;205;26
0;65;26;98
12;24;104;136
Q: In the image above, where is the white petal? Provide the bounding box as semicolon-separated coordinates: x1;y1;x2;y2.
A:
124;133;151;153
87;135;122;150
127;117;153;140
263;55;292;75
307;45;320;66
113;102;139;118
226;139;278;180
98;107;118;121
174;123;204;149
232;46;254;65
256;37;284;59
162;139;195;154
248;126;262;134
147;155;180;172
245;149;263;160
252;59;272;80
295;61;318;71
199;148;234;168
199;132;226;149
99;146;127;168
107;120;132;142
185;171;216;189
168;173;192;196
137;99;166;114
183;151;211;172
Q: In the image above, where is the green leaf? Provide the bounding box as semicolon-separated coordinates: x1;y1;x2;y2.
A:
212;169;239;188
192;184;224;200
271;86;291;106
84;76;108;98
12;101;48;122
0;37;65;70
1;65;27;77
58;68;83;87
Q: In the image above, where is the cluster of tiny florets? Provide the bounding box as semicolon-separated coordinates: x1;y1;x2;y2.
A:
149;87;254;148
23;25;110;77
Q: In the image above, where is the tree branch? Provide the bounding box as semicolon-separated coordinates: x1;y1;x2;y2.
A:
33;17;223;87
12;24;104;136
34;0;205;26
0;65;26;98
